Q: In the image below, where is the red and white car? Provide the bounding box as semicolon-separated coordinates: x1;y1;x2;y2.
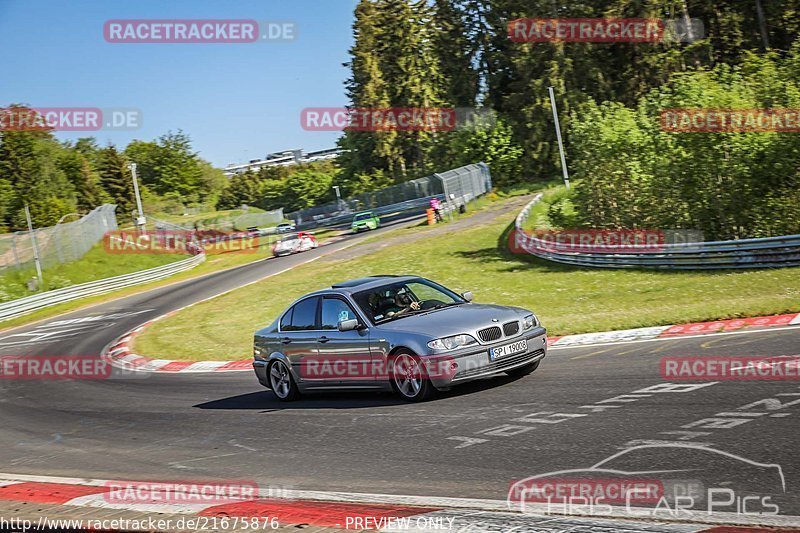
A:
272;232;318;257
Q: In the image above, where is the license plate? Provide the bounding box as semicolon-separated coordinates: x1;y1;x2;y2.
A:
489;339;527;360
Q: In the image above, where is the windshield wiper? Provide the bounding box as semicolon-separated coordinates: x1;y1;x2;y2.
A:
432;301;465;310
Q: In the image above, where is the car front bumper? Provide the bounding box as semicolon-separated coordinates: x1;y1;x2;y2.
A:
427;327;547;389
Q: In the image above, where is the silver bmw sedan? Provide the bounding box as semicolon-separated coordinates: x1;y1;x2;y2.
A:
253;275;547;401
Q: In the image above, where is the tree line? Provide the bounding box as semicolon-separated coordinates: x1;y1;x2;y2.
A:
0;120;226;231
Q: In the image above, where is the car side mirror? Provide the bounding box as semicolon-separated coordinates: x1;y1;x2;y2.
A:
461;291;473;302
338;318;360;332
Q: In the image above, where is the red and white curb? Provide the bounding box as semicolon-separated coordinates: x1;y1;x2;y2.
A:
547;312;800;348
0;473;797;531
102;312;800;374
102;316;251;374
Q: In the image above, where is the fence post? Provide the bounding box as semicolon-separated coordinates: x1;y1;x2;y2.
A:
11;234;20;269
24;205;44;290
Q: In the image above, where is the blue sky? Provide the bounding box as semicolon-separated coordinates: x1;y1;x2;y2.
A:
0;0;356;167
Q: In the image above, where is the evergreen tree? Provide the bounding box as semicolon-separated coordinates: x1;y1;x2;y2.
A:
433;0;479;107
58;148;109;212
338;0;394;187
340;0;448;183
97;145;134;215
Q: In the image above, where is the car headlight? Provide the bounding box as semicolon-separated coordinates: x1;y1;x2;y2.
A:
427;334;478;351
523;314;538;329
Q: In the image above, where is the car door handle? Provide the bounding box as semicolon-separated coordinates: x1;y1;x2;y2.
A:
317;336;330;343
281;337;292;344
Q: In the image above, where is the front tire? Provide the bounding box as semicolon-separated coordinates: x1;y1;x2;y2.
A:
269;360;300;401
389;351;435;402
506;360;540;378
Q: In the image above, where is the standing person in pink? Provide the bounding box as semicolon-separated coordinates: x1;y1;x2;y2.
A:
430;197;443;222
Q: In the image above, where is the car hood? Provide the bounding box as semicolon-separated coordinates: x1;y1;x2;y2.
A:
374;303;530;338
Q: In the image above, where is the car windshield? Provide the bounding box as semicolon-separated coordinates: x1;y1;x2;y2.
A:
281;234;299;241
354;213;373;221
352;278;464;323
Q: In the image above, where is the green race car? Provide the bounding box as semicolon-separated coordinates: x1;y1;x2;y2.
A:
351;211;381;233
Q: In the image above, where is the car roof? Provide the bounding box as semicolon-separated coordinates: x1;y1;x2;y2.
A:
319;275;419;294
354;211;374;216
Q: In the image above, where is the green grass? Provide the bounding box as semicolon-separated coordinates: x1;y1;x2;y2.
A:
149;207;261;225
134;197;800;362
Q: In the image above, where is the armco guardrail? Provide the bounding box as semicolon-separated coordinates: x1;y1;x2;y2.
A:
514;195;800;269
0;253;206;322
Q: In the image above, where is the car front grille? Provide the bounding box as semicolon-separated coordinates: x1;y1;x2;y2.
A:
478;326;502;343
503;321;520;337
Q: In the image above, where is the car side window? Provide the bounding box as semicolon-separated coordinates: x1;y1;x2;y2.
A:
321;297;358;330
289;297;319;331
280;307;293;331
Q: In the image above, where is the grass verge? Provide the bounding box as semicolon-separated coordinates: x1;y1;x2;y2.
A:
134;197;800;362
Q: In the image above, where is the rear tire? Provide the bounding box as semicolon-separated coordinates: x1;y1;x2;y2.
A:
389;351;435;402
506;360;540;378
268;360;300;401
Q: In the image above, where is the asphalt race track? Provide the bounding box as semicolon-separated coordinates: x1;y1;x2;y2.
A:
0;215;798;523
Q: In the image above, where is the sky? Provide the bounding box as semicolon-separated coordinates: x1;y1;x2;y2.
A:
0;0;357;168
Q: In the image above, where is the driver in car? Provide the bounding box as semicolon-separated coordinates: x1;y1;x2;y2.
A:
385;290;420;317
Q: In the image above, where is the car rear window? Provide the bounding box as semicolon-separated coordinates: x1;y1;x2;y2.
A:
280;307;293;330
287;297;319;330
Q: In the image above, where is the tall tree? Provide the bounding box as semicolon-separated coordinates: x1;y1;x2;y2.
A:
339;0;448;183
0;122;77;228
58;149;109;212
433;0;479;107
338;0;394;187
97;145;134;216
